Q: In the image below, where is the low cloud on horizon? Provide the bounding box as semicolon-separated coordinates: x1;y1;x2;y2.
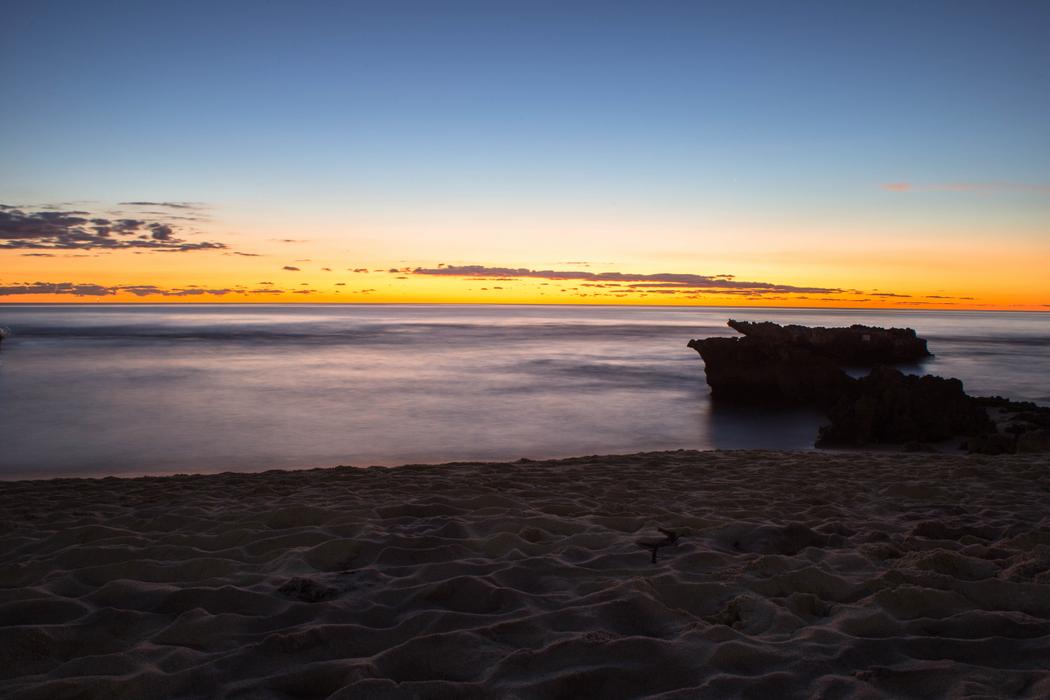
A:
0;281;315;298
411;265;844;296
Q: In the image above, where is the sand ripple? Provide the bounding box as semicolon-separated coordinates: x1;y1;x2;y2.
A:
2;450;1050;698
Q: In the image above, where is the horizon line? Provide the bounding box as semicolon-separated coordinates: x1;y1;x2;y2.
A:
0;300;1046;314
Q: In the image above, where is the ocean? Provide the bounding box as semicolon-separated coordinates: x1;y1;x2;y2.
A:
1;304;1047;478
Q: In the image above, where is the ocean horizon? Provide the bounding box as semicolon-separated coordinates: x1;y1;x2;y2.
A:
2;303;1048;479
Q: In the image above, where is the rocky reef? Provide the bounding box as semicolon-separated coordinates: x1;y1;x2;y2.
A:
686;320;929;406
688;320;1047;453
969;396;1050;454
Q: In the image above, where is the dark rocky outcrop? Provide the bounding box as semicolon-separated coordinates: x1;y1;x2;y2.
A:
965;396;1050;454
688;320;1043;452
687;320;930;406
816;367;992;447
725;320;931;364
687;335;851;405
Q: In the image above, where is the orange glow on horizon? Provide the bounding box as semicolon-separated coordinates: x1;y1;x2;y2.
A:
1;271;1046;311
2;210;1047;311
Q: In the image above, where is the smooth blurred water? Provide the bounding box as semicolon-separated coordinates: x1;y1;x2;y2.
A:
0;304;1047;478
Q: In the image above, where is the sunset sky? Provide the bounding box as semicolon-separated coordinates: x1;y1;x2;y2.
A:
2;1;1048;309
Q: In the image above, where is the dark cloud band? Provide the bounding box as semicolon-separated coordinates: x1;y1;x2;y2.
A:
0;205;226;252
0;282;314;297
411;265;842;295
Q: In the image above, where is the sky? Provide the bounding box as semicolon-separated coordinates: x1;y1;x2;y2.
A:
2;1;1049;309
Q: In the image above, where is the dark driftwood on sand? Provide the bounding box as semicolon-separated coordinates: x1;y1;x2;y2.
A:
636;528;680;563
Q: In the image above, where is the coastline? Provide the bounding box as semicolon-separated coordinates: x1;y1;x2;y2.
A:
3;449;1049;698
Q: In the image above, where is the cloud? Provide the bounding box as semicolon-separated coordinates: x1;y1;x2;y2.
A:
282;265;301;271
119;285;236;297
0;281;315;297
119;201;205;210
411;265;843;295
0;204;226;252
0;282;116;296
881;182;1050;194
148;223;173;240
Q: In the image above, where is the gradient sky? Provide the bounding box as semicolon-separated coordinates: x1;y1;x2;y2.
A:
2;1;1048;308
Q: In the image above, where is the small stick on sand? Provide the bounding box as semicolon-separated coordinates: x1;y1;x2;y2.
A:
637;528;680;563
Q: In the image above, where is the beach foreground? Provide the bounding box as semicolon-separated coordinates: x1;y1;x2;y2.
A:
2;450;1050;699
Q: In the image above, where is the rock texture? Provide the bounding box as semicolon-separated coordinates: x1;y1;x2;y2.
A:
685;335;850;406
817;367;992;447
967;397;1050;455
726;320;931;364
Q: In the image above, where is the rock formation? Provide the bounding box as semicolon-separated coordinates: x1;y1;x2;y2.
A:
966;396;1050;454
687;320;931;406
686;334;850;405
725;319;931;364
688;320;1042;452
816;367;991;446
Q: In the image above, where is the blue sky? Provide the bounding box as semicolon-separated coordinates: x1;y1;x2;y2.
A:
5;1;1049;200
2;1;1048;306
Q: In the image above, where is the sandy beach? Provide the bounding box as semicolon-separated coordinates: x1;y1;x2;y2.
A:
2;449;1050;699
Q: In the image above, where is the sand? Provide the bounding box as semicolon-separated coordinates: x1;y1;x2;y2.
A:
2;449;1050;699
